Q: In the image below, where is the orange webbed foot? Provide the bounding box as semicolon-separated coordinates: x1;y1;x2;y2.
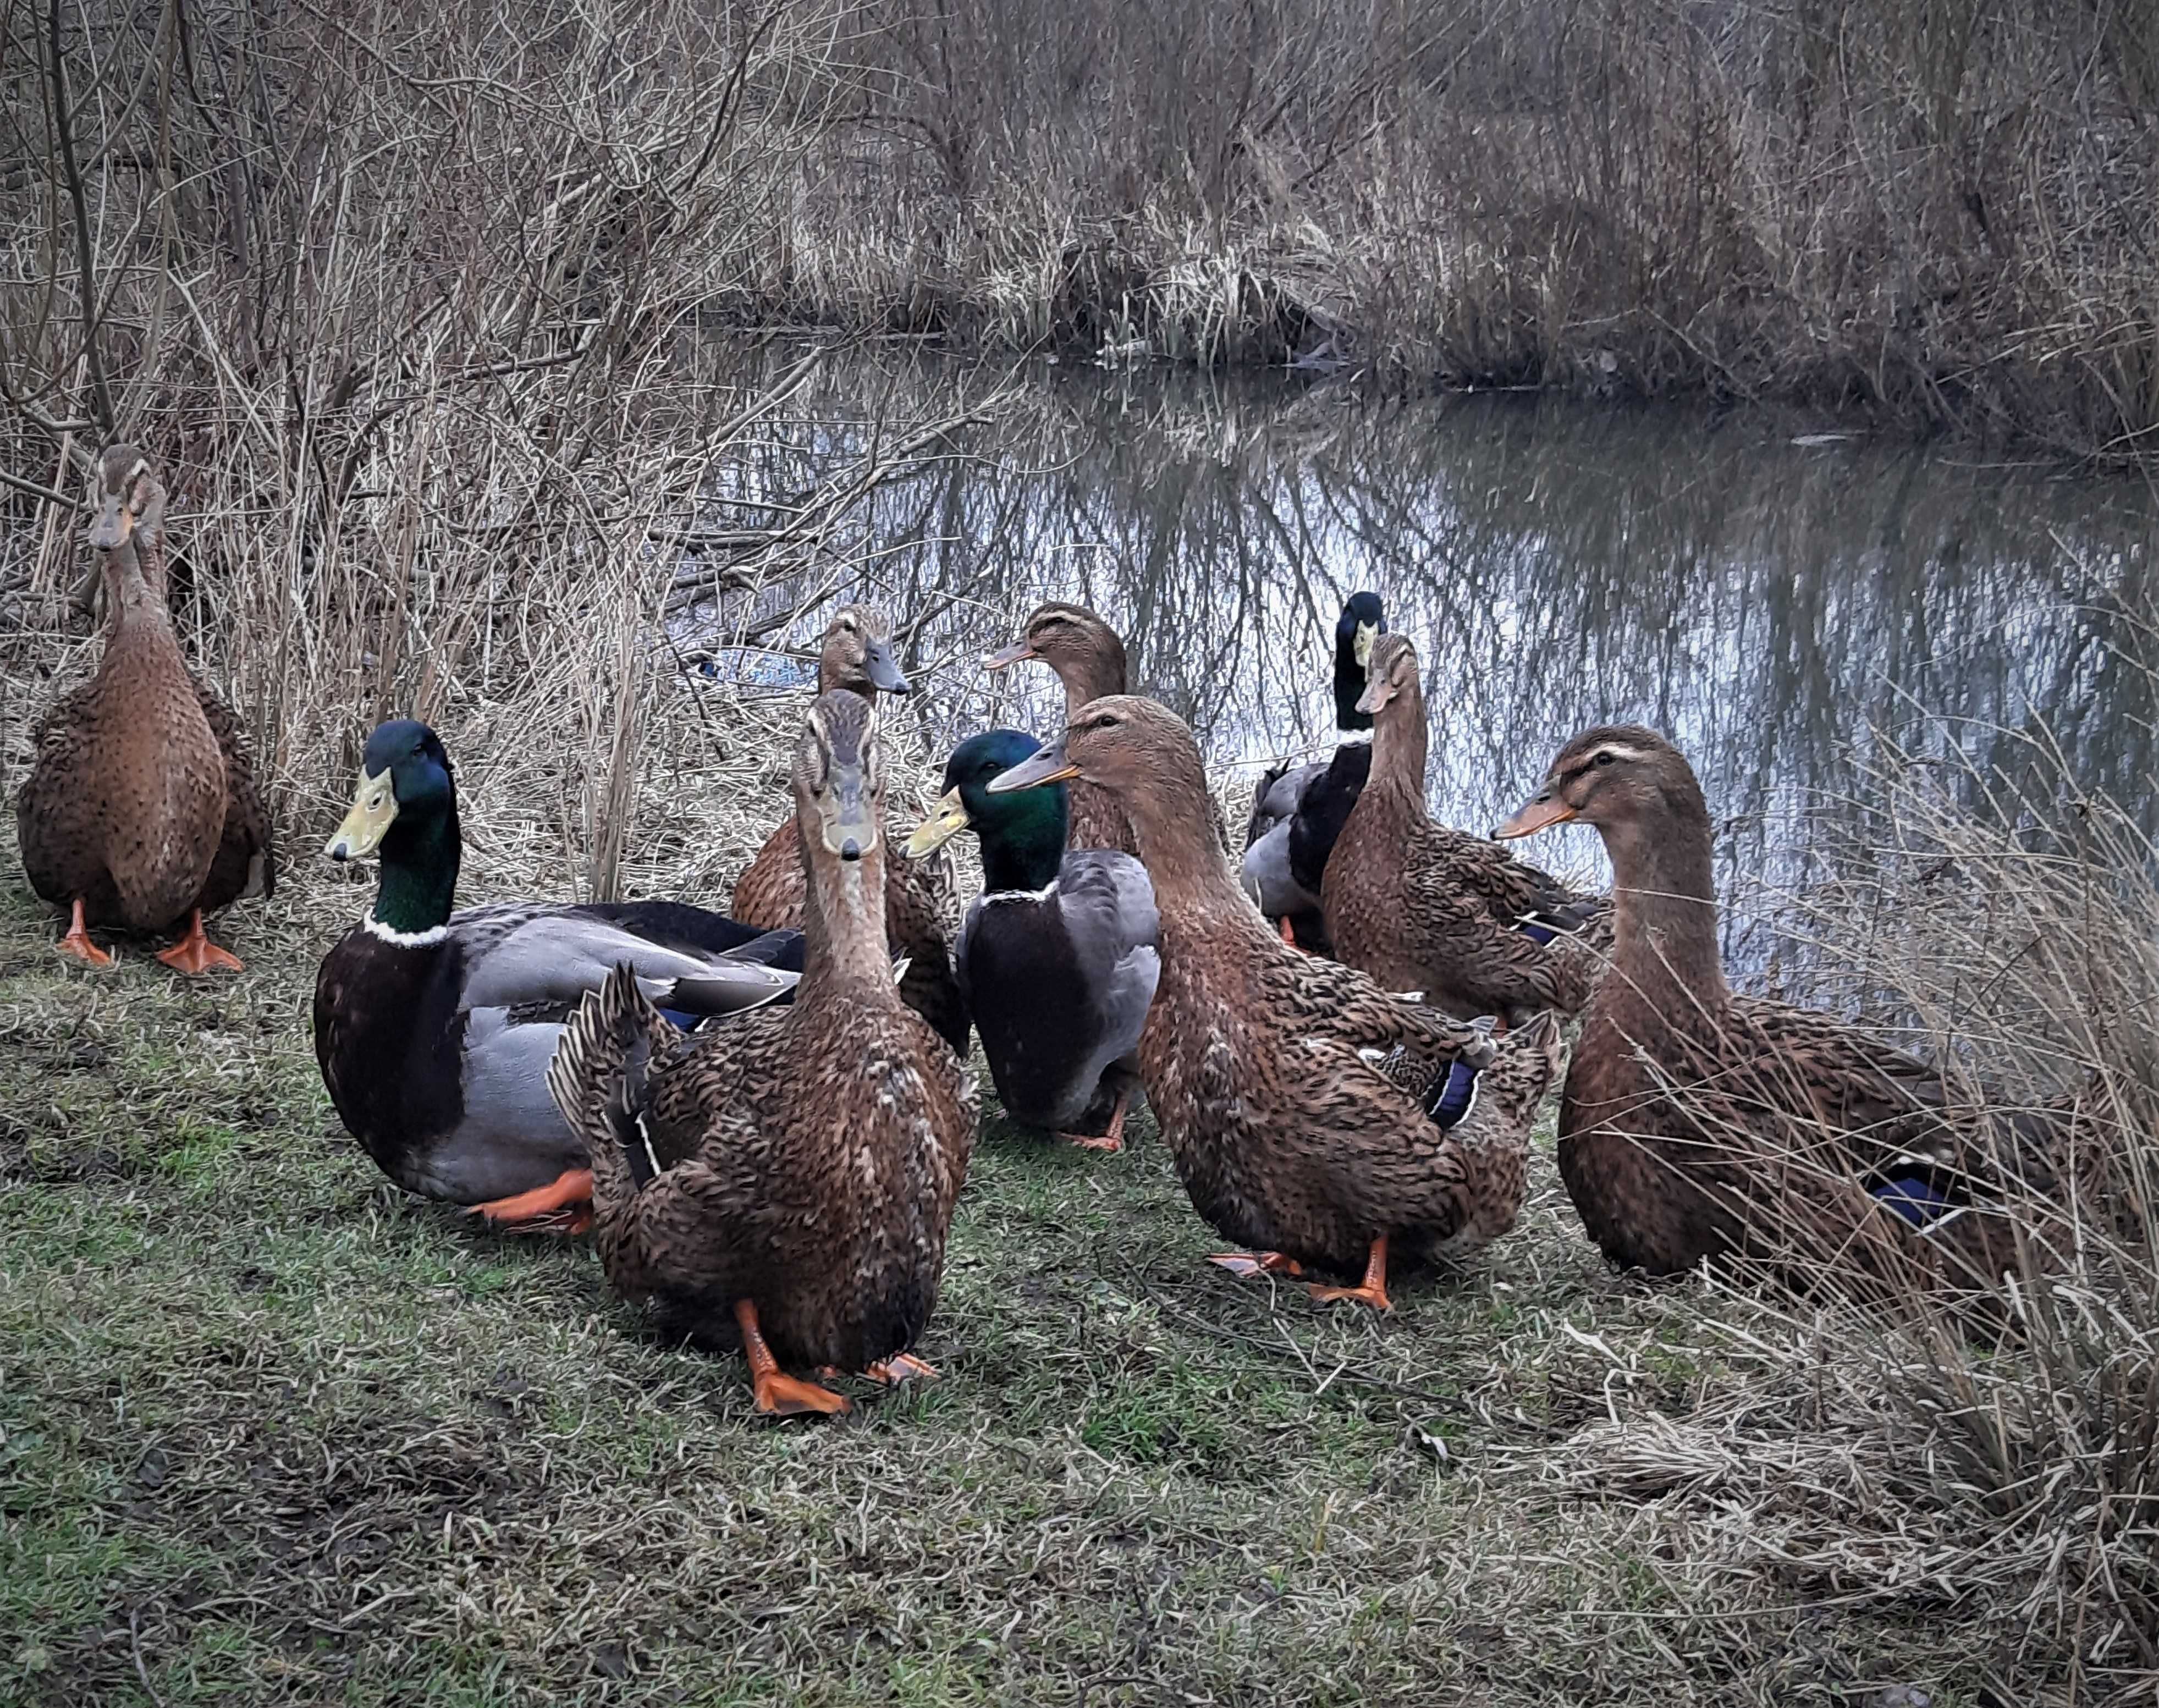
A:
753;1370;852;1417
1208;1250;1306;1279
467;1167;595;1232
1306;1236;1392;1312
1055;1131;1122;1152
58;899;113;967
156;910;243;975
1277;916;1300;948
739;1299;849;1417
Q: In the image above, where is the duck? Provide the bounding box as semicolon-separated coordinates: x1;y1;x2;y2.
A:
16;446;276;972
1496;724;2053;1287
547;691;980;1416
313;719;801;1232
730;604;970;1058
983;602;1142;856
1241;591;1384;951
989;695;1523;1310
1323;633;1604;1026
906;729;1160;1151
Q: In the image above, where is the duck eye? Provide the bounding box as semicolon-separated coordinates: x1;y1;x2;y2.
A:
1593;751;1615;768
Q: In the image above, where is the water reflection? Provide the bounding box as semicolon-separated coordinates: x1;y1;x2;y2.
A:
685;355;2159;966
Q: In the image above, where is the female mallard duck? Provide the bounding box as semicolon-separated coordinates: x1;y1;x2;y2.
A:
1323;633;1603;1026
990;695;1529;1310
313;719;800;1232
731;604;968;1057
1241;591;1384;951
1497;725;2049;1285
906;730;1159;1151
547;692;980;1415
17;446;275;972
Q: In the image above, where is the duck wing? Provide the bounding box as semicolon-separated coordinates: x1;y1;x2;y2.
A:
189;675;277;911
458;906;800;1016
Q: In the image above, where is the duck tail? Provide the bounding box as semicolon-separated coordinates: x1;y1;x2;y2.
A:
547;963;674;1197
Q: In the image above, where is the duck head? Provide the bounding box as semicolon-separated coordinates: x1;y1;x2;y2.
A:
327;720;462;934
908;728;1070;891
1334;591;1384;730
1493;725;1702;844
984;603;1130;712
817;604;911;698
1353;631;1418;720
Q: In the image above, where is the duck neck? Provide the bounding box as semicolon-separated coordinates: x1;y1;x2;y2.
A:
801;831;896;998
1597;805;1728;1018
1119;751;1238;908
372;802;462;935
977;793;1069;894
1367;681;1429;808
101;536;176;653
1056;653;1126;719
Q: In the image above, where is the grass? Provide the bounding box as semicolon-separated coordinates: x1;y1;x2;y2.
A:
0;822;2056;1707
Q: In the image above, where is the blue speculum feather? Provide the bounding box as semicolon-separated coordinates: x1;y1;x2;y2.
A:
1429;1058;1479;1129
1871;1173;1955;1226
1517;919;1557;946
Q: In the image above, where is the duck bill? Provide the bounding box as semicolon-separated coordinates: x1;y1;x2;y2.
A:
863;638;912;695
984;743;1079;794
1492;795;1576;839
325;767;398;859
818;761;879;862
905;789;970;857
982;637;1035;670
1352;620;1377;670
1354;675;1394;717
89;492;133;551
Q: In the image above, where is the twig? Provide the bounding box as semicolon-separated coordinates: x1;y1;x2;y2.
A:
46;0;115;433
128;1611;166;1708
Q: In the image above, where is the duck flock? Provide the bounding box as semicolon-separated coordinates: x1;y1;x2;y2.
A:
18;445;2074;1417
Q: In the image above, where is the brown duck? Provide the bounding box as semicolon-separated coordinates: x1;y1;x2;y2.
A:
1497;725;2054;1287
16;446;274;972
730;605;968;1056
989;695;1523;1311
549;692;980;1416
1323;634;1602;1025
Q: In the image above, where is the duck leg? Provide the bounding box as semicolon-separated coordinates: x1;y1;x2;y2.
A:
156;909;243;975
1277;917;1299;949
1208;1250;1306;1279
1307;1236;1392;1312
1055;1084;1129;1152
738;1300;850;1416
467;1167;595;1233
58;898;113;967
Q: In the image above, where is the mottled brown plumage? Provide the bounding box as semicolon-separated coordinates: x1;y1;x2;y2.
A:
730;605;967;1056
1323;635;1599;1023
988;696;1517;1306
550;692;979;1415
1499;724;2053;1289
16;447;274;970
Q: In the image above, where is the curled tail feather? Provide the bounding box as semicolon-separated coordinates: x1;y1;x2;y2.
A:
546;963;679;1200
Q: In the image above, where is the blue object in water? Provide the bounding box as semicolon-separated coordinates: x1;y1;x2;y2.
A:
1430;1057;1480;1129
1871;1173;1954;1227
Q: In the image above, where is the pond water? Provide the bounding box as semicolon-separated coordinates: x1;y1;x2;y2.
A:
680;354;2159;965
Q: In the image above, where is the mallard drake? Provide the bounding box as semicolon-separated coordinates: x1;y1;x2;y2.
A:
1323;633;1603;1026
906;730;1159;1151
16;447;275;972
1497;725;2051;1286
313;719;800;1232
730;604;968;1057
547;692;980;1415
1241;591;1383;951
989;695;1516;1311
